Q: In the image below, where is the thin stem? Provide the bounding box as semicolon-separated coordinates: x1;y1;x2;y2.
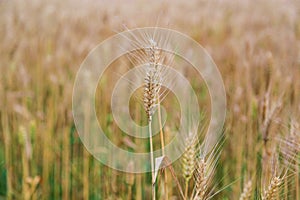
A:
296;165;299;200
148;118;156;200
158;99;168;200
157;99;165;155
284;175;288;200
127;185;132;200
2;108;12;200
185;180;189;200
163;157;186;200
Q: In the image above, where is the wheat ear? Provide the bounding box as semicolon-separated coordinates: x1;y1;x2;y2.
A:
193;158;207;200
143;40;162;120
239;180;252;200
262;176;283;200
182;138;197;199
192;136;223;200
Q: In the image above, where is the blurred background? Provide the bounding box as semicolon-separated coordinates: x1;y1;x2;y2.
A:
0;0;299;199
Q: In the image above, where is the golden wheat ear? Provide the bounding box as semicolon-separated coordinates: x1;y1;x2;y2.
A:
179;112;207;199
260;143;292;200
239;180;253;200
193;158;207;200
121;29;173;119
191;134;225;200
143;63;162;121
262;176;283;200
267;119;300;200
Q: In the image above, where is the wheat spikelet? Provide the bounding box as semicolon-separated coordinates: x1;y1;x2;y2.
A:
192;135;224;200
239;180;252;200
262;176;282;200
181;137;197;199
193;158;207;200
143;40;162;121
182;138;197;182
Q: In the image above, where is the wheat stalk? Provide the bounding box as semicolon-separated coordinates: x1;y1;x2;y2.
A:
142;39;163;200
124;28;171;200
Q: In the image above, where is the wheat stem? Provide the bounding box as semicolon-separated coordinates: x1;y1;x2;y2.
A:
184;180;189;199
296;166;299;200
148;119;156;200
157;98;168;199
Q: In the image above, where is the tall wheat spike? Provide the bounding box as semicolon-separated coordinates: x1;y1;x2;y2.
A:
124;29;170;200
143;38;162;200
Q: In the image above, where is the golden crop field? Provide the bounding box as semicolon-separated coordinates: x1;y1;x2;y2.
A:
0;0;299;199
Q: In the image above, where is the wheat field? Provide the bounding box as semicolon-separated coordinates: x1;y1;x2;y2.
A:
0;0;299;199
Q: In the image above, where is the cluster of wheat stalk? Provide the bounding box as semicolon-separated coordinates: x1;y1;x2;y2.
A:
239;100;300;200
126;29;300;200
